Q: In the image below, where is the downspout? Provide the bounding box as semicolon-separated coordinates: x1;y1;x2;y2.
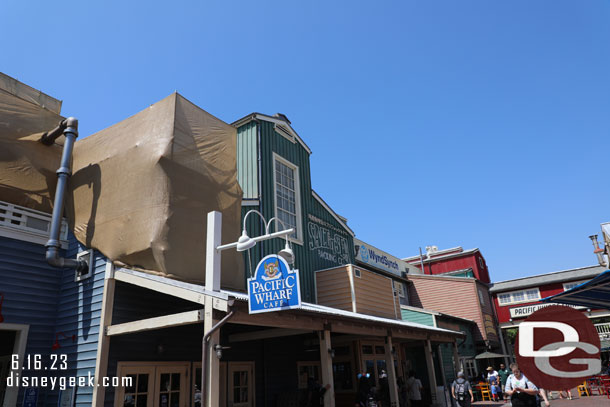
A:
40;118;88;272
201;309;235;407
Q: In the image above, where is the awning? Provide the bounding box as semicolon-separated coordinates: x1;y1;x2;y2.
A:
541;269;610;309
474;351;508;360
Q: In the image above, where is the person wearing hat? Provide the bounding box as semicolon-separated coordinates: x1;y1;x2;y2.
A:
451;371;474;407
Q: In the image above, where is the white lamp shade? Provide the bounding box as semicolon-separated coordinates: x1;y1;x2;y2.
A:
236;230;256;252
278;242;294;264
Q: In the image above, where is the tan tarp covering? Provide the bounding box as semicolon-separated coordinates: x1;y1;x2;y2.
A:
0;83;64;213
68;93;245;289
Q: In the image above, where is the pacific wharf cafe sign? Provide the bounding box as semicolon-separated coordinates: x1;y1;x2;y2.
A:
248;254;301;314
509;302;585;319
307;214;350;265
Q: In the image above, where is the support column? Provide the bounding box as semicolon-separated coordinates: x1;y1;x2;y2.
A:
93;262;115;407
319;329;335;407
204;211;222;407
384;335;399;407
424;340;438;405
453;341;461;376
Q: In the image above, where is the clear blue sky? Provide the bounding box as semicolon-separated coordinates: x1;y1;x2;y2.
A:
3;1;609;281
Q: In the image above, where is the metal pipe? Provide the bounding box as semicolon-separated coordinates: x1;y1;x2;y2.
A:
201;309;235;407
42;117;88;273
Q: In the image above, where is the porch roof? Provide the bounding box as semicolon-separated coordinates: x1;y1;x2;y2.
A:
115;267;463;338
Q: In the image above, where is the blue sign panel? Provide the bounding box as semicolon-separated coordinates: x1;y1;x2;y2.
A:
248;254;301;314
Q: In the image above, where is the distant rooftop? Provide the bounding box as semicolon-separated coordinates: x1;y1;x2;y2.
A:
490;265;606;293
403;246;480;263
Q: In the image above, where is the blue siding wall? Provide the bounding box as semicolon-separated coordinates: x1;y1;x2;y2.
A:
0;235;62;406
55;238;106;406
400;309;435;326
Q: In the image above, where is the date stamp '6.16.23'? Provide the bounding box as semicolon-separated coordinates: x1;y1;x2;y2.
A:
7;354;131;391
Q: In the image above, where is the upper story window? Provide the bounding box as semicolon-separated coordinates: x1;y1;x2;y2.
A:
393;280;408;306
563;280;588;291
273;153;302;244
478;289;486;306
497;288;541;306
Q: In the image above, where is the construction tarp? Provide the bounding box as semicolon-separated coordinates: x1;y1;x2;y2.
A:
0;74;64;213
67;93;245;289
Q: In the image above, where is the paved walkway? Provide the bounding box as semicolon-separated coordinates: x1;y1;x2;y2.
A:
470;394;610;406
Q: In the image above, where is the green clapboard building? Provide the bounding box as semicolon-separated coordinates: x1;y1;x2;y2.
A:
232;113;355;303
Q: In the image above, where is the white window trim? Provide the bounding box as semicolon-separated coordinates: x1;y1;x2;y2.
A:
563;280;589;291
272;153;303;245
497;288;541;306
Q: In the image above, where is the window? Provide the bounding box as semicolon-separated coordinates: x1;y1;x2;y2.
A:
394;281;409;306
273;154;302;243
354;268;361;278
496;288;541;306
478;289;486;306
563;280;588;291
297;362;320;389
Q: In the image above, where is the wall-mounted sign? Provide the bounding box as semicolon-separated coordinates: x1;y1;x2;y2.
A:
509;302;585;319
483;314;498;339
354;238;409;276
308;214;350;265
248;255;301;314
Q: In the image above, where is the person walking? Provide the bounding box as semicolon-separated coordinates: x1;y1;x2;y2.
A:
451;371;474;407
497;363;510;400
406;371;423;407
504;363;539;407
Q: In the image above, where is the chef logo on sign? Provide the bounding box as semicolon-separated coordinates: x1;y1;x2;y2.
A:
515;305;601;389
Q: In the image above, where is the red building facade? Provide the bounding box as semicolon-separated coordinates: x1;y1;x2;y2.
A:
404;246;491;284
489;265;610;358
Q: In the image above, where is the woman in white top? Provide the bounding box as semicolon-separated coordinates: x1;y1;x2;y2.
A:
504;363;539;407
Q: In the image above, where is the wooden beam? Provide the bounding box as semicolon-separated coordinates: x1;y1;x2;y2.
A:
384;335;399;407
106;309;204;337
114;268;229;311
319;330;335;407
93;262;115;407
230;309;325;331
228;328;311;343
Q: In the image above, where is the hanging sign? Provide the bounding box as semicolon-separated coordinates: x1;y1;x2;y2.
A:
248;254;301;314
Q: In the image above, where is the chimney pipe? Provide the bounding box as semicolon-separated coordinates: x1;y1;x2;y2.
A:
41;118;88;273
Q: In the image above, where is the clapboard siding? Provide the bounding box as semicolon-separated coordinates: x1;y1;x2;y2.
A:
407;275;487;342
316;267;353;311
0;234;63;406
52;237;107;406
400;309;435;326
353;268;396;319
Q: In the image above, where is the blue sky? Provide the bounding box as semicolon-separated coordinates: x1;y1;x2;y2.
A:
3;1;609;281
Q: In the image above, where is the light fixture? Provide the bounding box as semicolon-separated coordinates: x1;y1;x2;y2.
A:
52;332;76;350
236;210;267;252
267;217;295;265
278;241;295;265
236;230;256;252
328;348;335;359
214;344;231;359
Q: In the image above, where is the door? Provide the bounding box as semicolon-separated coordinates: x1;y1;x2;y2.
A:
191;362;227;407
116;363;189;407
155;365;188;407
228;362;254;407
116;365;156;407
